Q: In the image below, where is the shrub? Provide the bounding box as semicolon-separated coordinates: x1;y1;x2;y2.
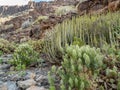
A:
10;43;39;70
0;38;15;53
55;6;77;16
72;37;85;47
0;50;3;56
27;39;44;53
102;44;120;61
48;45;104;90
33;16;48;24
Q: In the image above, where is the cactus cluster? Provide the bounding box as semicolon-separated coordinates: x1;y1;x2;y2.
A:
48;45;104;90
44;12;120;63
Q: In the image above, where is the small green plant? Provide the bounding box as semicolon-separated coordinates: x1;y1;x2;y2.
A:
27;40;44;53
10;43;39;70
0;58;2;64
0;50;3;56
0;38;15;53
48;69;56;90
55;6;76;16
106;66;118;78
73;37;85;47
117;80;120;90
49;45;104;90
33;16;48;24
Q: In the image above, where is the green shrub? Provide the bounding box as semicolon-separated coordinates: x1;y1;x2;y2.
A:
0;38;15;53
48;45;104;90
0;50;3;56
117;80;120;90
33;16;48;24
0;58;2;64
102;44;120;61
55;6;76;16
10;43;39;70
72;37;85;47
27;40;44;53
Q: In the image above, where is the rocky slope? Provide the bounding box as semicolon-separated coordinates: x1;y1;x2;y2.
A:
0;0;120;43
77;0;120;15
0;0;78;43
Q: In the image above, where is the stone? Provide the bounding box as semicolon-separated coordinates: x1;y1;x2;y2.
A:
0;70;5;75
36;75;47;82
0;54;12;64
24;72;36;80
36;75;49;87
0;84;7;90
6;81;18;90
26;86;47;90
0;81;3;85
17;79;36;89
0;81;17;90
0;64;11;70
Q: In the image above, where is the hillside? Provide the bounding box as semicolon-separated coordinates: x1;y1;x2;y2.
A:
0;0;120;90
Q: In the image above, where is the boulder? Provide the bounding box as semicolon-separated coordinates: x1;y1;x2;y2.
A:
0;81;17;90
17;79;36;89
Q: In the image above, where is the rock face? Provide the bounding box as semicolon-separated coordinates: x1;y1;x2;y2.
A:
0;5;29;16
0;0;78;16
77;0;120;15
0;0;78;42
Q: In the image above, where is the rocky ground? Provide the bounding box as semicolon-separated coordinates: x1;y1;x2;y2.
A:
0;54;53;90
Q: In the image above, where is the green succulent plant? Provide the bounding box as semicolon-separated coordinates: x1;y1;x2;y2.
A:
48;45;104;90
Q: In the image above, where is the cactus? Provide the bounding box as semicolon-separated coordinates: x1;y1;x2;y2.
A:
44;12;120;63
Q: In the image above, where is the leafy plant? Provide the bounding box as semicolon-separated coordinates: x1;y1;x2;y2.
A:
48;45;104;90
27;39;44;53
0;38;15;53
0;58;2;64
55;6;76;16
10;43;39;70
33;16;48;24
72;37;85;47
0;50;3;56
117;80;120;90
